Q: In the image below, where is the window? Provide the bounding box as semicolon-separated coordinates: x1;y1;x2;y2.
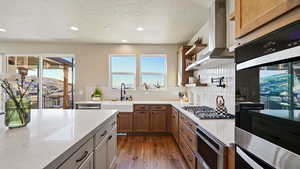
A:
110;55;136;89
140;55;167;88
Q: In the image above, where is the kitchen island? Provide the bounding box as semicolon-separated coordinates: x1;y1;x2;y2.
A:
0;109;118;169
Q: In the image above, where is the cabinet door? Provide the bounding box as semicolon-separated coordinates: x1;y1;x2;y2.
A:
171;109;179;143
235;0;300;38
117;112;133;133
94;140;107;169
78;153;94;169
150;111;167;132
107;127;117;169
133;111;150;132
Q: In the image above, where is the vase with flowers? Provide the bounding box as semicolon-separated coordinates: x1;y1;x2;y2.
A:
0;73;34;128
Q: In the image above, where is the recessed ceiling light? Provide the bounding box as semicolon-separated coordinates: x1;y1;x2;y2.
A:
136;27;144;31
70;26;79;31
121;40;128;43
0;28;7;32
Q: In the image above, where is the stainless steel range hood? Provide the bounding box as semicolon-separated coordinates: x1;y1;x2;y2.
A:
186;0;234;71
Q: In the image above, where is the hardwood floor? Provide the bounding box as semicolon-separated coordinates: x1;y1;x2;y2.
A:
116;135;189;169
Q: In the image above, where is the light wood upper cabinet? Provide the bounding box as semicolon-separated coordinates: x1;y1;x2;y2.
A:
235;0;300;38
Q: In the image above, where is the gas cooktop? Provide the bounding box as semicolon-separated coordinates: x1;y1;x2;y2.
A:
182;106;235;120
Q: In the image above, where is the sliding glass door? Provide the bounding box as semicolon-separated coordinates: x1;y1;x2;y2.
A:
42;57;74;109
6;55;74;109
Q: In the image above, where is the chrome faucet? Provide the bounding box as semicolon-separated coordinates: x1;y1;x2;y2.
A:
120;83;126;101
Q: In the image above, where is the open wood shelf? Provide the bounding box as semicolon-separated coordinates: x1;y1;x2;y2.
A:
184;44;207;56
185;83;208;87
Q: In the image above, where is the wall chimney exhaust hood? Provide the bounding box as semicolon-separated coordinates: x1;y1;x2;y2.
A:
185;0;234;71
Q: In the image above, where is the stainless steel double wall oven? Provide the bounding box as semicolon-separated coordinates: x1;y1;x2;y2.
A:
235;20;300;169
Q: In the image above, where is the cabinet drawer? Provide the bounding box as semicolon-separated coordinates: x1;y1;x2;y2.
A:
172;108;178;119
179;121;197;153
134;104;150;111
179;133;196;169
171;107;179;143
78;152;94;169
107;116;117;131
179;113;197;132
58;138;94;169
95;125;109;146
150;105;169;111
95;116;116;146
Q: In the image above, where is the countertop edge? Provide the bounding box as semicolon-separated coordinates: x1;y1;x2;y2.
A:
44;110;118;169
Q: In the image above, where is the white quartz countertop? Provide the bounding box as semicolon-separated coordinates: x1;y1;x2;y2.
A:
171;103;235;147
76;100;235;146
0;109;118;169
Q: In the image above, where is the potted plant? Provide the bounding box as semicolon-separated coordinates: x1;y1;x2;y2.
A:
153;82;162;90
0;73;34;128
91;88;102;101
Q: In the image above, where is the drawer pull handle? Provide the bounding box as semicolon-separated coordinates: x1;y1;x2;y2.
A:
187;136;193;142
100;130;107;137
187;155;193;162
76;151;88;163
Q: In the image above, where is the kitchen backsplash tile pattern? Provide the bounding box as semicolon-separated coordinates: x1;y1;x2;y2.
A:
188;63;235;114
78;86;181;101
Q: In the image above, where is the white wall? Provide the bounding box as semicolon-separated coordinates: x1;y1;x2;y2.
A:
189;64;235;113
0;42;180;101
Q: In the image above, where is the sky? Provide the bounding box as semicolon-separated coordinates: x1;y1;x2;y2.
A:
111;56;166;88
28;68;73;83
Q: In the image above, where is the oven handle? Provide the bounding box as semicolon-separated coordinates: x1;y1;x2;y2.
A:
195;127;224;155
237;46;300;71
236;147;264;169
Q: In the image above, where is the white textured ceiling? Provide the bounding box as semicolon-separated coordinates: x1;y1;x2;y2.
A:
0;0;211;44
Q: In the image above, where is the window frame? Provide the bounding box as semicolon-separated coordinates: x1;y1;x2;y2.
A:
139;54;167;89
109;54;137;89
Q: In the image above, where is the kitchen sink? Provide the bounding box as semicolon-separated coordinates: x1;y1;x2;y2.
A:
101;101;133;112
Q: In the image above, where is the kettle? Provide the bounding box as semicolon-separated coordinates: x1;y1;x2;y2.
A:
215;96;227;114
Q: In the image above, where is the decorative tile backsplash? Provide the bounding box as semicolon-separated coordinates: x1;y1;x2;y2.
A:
76;86;181;101
187;63;236;114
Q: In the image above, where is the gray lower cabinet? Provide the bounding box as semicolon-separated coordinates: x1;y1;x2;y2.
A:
58;139;94;169
57;115;117;169
94;139;107;169
78;153;94;169
107;127;117;169
94;117;117;169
